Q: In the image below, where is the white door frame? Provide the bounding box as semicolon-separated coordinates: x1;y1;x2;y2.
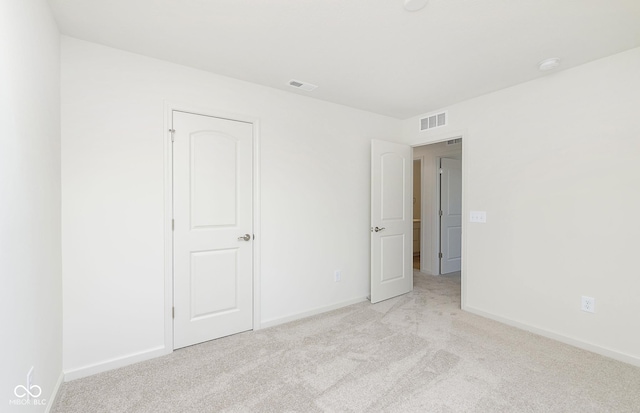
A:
412;155;425;272
410;131;466;308
163;102;261;353
436;157;446;275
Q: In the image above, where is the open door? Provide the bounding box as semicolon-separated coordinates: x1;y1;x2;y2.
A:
370;139;413;303
440;157;462;274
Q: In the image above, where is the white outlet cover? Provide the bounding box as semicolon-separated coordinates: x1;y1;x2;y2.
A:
470;211;487;223
581;296;595;313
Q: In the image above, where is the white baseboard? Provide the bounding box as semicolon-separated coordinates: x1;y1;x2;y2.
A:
64;345;170;381
259;296;368;329
418;269;437;276
464;305;640;368
44;372;64;413
63;298;368;381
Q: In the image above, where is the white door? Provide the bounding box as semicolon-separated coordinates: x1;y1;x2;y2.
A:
371;139;413;303
440;158;462;274
173;111;253;349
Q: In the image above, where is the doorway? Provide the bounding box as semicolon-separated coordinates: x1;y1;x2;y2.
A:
413;139;462;275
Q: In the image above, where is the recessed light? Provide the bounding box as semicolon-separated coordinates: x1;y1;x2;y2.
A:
404;0;428;12
538;57;561;71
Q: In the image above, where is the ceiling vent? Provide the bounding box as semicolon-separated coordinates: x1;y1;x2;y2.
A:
447;138;462;145
288;79;318;92
420;111;447;131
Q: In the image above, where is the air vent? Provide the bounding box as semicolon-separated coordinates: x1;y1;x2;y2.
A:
420;111;447;131
288;79;318;92
447;138;462;145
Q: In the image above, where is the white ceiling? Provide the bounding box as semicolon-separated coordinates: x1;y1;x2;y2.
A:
48;0;640;119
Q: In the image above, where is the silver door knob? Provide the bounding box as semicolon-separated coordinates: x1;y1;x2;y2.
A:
238;234;251;241
374;227;385;232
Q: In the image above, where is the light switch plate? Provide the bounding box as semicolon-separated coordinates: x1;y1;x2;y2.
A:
470;211;487;223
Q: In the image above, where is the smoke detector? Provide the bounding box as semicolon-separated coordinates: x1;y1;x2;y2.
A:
404;0;428;11
288;79;318;92
538;58;561;71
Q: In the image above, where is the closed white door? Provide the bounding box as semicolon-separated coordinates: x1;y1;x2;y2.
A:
172;111;253;349
440;158;462;274
371;139;413;304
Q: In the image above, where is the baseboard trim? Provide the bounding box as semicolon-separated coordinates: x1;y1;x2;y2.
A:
44;372;64;413
464;305;640;368
64;345;170;382
63;298;369;381
260;296;368;329
418;269;436;276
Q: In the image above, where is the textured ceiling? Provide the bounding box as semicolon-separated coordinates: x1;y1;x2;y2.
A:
49;0;640;119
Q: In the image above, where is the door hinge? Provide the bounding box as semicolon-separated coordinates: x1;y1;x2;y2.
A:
439;252;443;259
439;210;443;216
439;168;443;174
172;219;174;231
172;307;175;319
169;128;175;142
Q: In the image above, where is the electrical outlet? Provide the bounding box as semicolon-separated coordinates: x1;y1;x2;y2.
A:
334;270;342;282
581;296;595;313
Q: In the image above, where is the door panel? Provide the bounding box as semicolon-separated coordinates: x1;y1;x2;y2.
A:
381;153;405;220
190;249;238;318
440;158;462;274
381;235;405;282
173;111;253;349
190;133;238;228
371;140;413;304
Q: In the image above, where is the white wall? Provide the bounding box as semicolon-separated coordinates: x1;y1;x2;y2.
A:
0;1;63;410
61;37;401;377
413;142;462;275
402;47;640;366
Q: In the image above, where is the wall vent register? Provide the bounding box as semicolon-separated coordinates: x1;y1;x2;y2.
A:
288;79;318;92
420;111;447;131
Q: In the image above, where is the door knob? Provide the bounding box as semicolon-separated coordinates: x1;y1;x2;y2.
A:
238;234;251;241
374;227;385;232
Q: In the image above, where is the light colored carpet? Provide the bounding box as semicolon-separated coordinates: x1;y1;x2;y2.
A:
52;272;640;412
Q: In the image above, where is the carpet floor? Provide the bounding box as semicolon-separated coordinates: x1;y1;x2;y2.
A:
52;272;640;412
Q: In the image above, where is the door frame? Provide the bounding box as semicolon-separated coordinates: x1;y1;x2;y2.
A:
412;155;425;272
410;130;467;308
436;157;442;274
163;102;261;352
